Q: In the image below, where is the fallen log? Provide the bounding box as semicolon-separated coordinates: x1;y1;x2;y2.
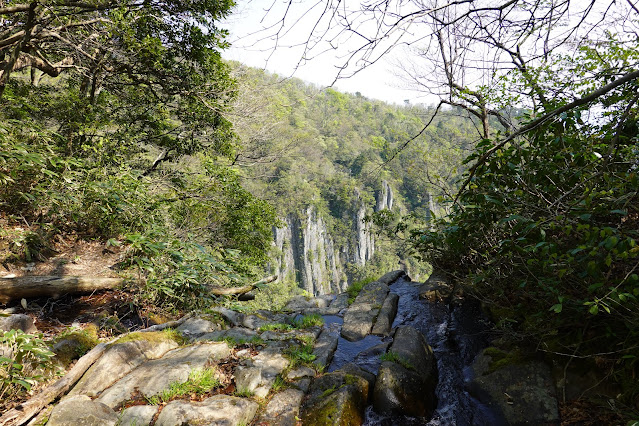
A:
0;276;125;302
208;275;277;296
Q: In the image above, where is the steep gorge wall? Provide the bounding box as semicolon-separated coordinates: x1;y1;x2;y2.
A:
271;182;395;295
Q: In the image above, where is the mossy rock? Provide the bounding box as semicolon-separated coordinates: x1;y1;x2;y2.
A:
113;329;186;346
52;326;100;367
302;370;369;425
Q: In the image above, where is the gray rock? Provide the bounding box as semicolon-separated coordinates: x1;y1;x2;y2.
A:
70;335;178;397
235;366;262;393
117;405;157;426
312;329;338;368
155;395;258;426
209;306;245;327
176;317;220;337
371;292;399;336
48;395;118;426
199;327;258;343
329;292;350;310
0;314;37;333
341;281;389;341
469;351;560;426
286;366;315;380
377;270;406;285
261;328;319;342
257;388;305;426
294;378;311;393
97;342;230;409
284;295;316;312
373;326;438;418
301;369;370;425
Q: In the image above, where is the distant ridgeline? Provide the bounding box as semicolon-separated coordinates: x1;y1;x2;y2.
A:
231;64;478;294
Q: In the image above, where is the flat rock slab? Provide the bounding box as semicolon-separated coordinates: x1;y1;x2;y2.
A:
70;334;178;397
373;326;438;418
371;292;399;336
341;281;389;341
470;353;560;426
118;405;157;426
257;388;305;426
48;395;118;426
155;395;258;426
97;342;230;409
199;327;258;342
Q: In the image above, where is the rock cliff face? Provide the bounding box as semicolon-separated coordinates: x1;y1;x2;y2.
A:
271;184;396;295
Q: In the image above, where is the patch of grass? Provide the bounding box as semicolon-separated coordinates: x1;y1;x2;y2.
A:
286;344;317;368
380;351;415;371
146;367;220;404
292;314;324;329
259;323;293;332
346;277;375;305
271;374;288;392
234;388;255;398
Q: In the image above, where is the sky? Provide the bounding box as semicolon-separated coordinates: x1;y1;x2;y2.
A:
222;0;430;105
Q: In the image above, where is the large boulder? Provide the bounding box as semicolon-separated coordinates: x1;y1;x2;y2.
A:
154;395;258;426
469;348;560;425
313;329;339;368
377;270;406;285
48;395;118;426
341;281;389;341
419;271;453;302
373;326;438;418
301;369;370;426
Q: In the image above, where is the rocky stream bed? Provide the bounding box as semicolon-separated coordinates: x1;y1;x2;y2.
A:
1;271;564;425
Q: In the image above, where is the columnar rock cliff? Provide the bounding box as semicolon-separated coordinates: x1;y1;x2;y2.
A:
271;184;396;295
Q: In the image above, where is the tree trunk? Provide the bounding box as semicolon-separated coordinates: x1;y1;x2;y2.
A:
0;276;125;302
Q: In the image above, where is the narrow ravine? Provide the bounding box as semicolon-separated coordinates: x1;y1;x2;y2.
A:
326;275;498;425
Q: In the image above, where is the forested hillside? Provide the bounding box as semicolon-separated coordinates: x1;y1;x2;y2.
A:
228;64;478;305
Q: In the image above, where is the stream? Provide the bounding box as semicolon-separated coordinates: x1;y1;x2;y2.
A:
325;276;499;425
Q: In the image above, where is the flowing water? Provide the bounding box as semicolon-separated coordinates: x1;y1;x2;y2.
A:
326;276;499;425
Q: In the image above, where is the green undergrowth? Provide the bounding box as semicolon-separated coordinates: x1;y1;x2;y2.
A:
482;347;527;373
286;343;317;368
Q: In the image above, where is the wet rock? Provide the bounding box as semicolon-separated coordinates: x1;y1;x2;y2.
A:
341;281;389;341
301;369;370;426
419;271;453;302
377;270;405;285
373;326;438;418
97;342;230;408
48;395;118;426
313;329;339;368
70;334;178;397
0;314;37;333
371;292;399;336
155;395;258;426
176;317;220;337
470;349;560;426
257;388;305;426
117;405;157;426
